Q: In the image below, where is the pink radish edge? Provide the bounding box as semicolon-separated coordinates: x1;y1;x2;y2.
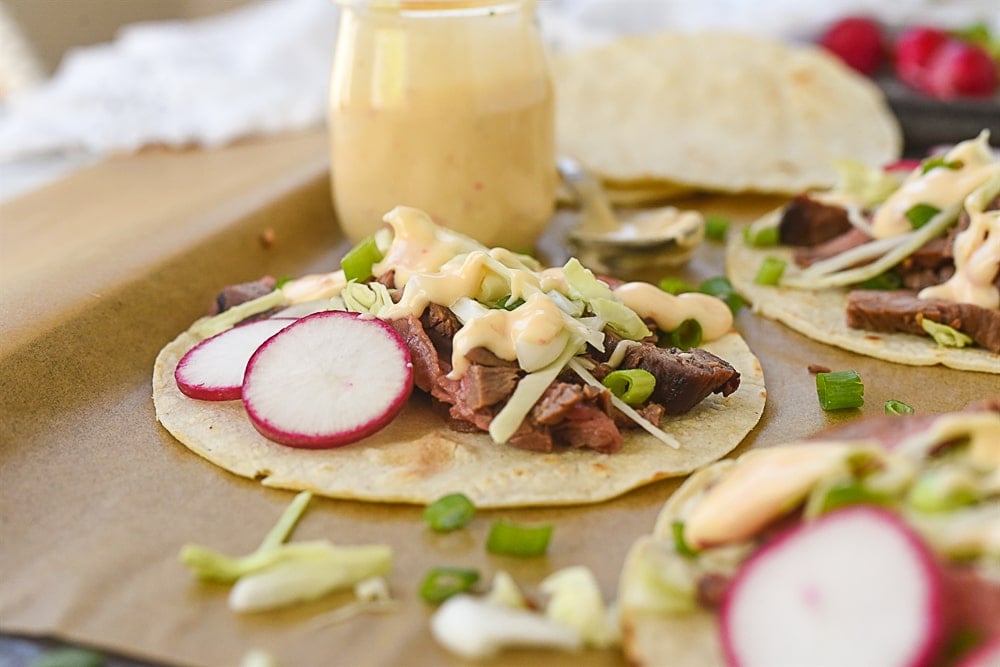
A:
720;505;948;667
242;310;413;449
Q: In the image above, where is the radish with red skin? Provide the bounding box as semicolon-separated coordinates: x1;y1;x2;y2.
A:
923;40;998;99
175;318;297;401
242;311;413;449
818;16;885;77
895;26;950;92
721;506;947;667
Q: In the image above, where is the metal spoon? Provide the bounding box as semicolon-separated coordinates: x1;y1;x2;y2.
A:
557;157;705;276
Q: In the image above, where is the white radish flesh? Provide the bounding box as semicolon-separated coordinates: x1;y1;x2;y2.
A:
175;318;297;401
721;506;946;667
242;311;413;449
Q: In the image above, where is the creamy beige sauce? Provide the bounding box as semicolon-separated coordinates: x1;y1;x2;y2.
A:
613;282;733;341
329;1;555;250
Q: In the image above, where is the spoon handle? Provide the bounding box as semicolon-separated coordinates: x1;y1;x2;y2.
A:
556;157;621;235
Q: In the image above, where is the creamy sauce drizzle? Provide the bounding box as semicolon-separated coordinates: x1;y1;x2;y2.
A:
613;282;733;340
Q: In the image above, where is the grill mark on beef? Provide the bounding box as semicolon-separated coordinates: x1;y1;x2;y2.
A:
620;346;741;415
779;194;854;247
846;290;1000;353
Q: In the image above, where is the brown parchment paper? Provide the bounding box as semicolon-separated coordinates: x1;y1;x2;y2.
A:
2;138;998;667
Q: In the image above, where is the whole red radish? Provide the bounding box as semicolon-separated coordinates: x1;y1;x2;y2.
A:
895;26;950;92
175;318;297;401
924;39;998;99
242;310;413;449
721;506;947;667
818;16;885;76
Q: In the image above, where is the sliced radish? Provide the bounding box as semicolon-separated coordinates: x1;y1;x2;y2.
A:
721;506;946;667
242;310;413;449
175;318;297;401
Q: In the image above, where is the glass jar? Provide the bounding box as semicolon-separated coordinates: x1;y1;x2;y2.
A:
328;0;556;250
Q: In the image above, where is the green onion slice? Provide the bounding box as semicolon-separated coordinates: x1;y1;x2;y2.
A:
754;257;787;285
885;399;915;416
341;235;384;282
602;369;657;405
920;156;963;174
658;277;695;295
423;493;476;532
664;319;703;350
486;520;553;557
743;224;780;247
920;318;973;348
492;295;525;310
905;203;941;229
815;370;864;410
419;567;480;604
671;521;700;558
819;481;887;514
857;270;902;290
704;215;730;242
698;276;745;314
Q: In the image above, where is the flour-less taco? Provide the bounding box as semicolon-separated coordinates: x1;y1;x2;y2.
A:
153;207;766;507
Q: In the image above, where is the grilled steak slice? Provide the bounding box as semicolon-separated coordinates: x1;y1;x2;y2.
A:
793;227;872;267
421;303;462;357
620;346;741;415
846;290;1000;353
389;315;448;393
551;404;622;453
210;276;277;314
779;194;853;247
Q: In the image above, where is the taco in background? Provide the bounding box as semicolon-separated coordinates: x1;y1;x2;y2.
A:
727;131;999;373
619;401;1000;666
153;207;766;508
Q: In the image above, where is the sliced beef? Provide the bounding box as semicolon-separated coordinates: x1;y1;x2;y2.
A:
943;566;1000;641
210;276;276;314
508;421;554;452
389;315;448;393
456;365;520;411
778;194;854;247
551;404;622;453
846;290;1000;353
620;345;741;415
793;227;872;268
420;303;462;356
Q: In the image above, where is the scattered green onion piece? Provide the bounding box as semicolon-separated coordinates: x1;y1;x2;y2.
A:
492;295;525;310
341;235;384;282
905;203;941;230
658;277;695;295
670;521;700;558
602;369;657;405
698;276;745;314
920;156;963;174
857;270;902;290
419;566;480;604
818;481;886;514
743;224;779;247
486;520;553;557
423;493;476;532
920;318;973;348
29;649;105;667
815;370;864;410
664;319;703;350
704;215;730;242
885;399;915;416
753;257;786;286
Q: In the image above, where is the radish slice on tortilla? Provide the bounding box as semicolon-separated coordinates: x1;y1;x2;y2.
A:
721;506;946;667
175;318;297;401
242;310;413;449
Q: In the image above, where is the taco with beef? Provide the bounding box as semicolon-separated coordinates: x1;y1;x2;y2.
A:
153;206;766;507
726;131;999;373
619;400;1000;666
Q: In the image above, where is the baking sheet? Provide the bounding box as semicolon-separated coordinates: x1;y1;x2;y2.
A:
2;139;997;667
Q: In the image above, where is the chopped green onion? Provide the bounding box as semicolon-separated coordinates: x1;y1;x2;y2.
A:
698;276;745;314
857;270;902;290
274;275;294;289
670;521;700;558
704;215;730;242
921;318;973;348
29;649;105;667
754;257;786;285
423;493;476;532
341;235;384;282
815;370;864;410
885;399;915;416
486;520;553;557
920;156;963;174
818;481;886;514
602;369;657;405
419;567;480;604
663;319;703;350
658;277;696;295
905;203;941;229
491;295;525;310
743;224;780;247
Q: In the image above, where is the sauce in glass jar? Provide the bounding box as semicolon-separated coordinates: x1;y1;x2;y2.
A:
329;0;556;250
